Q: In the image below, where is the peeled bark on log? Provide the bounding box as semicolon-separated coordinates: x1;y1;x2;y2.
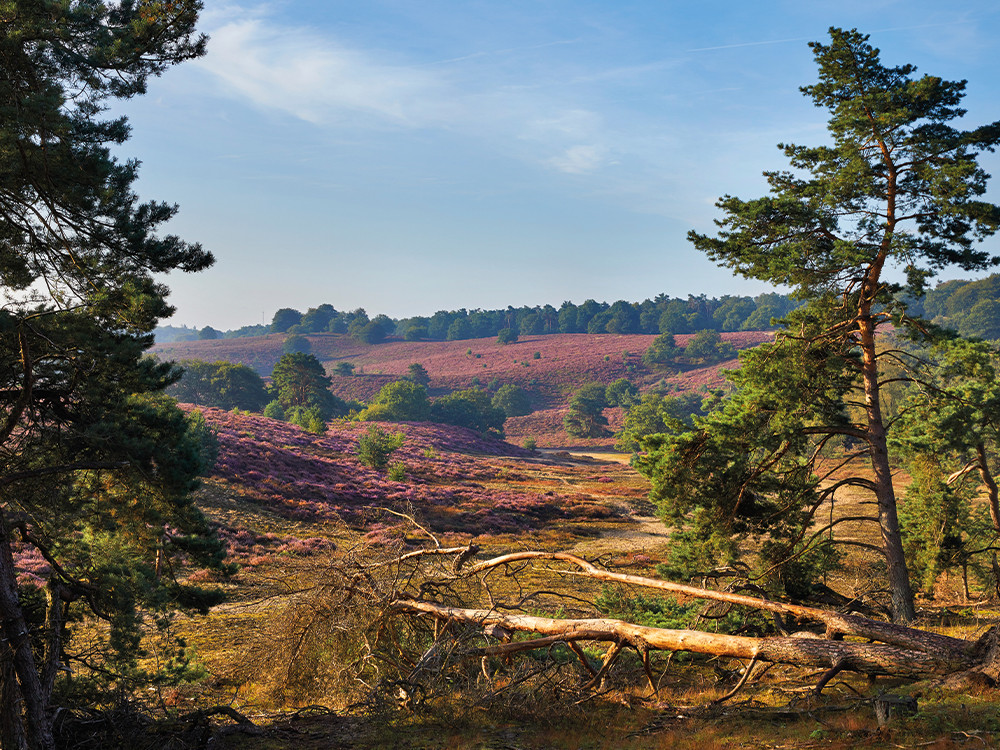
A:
459;551;972;663
386;547;1000;683
392;599;954;679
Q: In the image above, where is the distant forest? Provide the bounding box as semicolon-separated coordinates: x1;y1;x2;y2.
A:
156;292;800;343
156;275;1000;345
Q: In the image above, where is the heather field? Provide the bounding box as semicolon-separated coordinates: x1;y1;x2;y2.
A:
119;348;1000;750
130;406;997;750
192;407;646;562
153;330;772;408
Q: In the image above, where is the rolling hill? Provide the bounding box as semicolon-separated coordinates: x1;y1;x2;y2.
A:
153;330;773;447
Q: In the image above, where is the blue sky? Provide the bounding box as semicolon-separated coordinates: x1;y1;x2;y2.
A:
125;1;1000;330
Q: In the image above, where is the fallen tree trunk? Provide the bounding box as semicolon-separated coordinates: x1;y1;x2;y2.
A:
459;551;973;662
393;599;956;678
386;547;1000;683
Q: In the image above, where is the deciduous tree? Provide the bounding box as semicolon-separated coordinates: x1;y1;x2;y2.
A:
360;380;430;422
167;360;270;411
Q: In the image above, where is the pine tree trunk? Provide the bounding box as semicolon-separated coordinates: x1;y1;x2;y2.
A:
1;643;28;750
0;516;54;750
858;310;915;624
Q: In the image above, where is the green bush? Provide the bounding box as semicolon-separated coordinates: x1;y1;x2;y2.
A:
386;462;407;482
430;388;505;436
282;333;311;354
605;378;639;408
262;400;285;420
358;380;430;422
497;328;518;345
287;406;326;434
684;329;737;365
492;384;532;417
357;426;405;471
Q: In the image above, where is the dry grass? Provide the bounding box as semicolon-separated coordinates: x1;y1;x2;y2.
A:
115;422;1000;749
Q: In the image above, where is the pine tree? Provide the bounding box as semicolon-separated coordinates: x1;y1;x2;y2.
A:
0;3;219;747
658;28;1000;623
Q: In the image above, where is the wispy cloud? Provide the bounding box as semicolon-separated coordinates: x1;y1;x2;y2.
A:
546;144;609;174
197;14;452;125
195;5;634;175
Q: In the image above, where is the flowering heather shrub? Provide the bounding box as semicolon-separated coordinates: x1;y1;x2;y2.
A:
187;407;617;537
157;331;771;416
13;545;50;587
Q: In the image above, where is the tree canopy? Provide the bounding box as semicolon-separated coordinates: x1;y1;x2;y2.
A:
0;1;226;746
271;352;344;420
564;383;609;438
649;28;1000;623
430;388;506;437
359;380;431;423
167;359;270;411
492;384;532;418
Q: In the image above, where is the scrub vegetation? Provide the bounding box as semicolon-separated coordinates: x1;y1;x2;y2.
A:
9;11;1000;750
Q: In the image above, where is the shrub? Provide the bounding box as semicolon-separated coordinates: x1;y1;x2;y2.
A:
430;388;506;437
283;333;311;354
492;384;532;418
406;363;430;387
605;378;639;408
354;320;387;344
287;406;326;434
359;380;430;422
523;437;537;451
357;426;405;471
262;400;285;420
684;329;737;365
386;462;407;482
497;328;518;345
643;332;681;369
334;362;355;377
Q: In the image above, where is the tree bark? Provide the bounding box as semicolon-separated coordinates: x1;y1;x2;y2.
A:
390;548;996;683
976;442;1000;532
1;643;28;750
858;310;916;624
392;600;953;679
0;516;54;750
461;551;967;662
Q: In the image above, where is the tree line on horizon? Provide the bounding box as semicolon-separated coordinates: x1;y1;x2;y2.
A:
158;274;1000;346
155;291;802;343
